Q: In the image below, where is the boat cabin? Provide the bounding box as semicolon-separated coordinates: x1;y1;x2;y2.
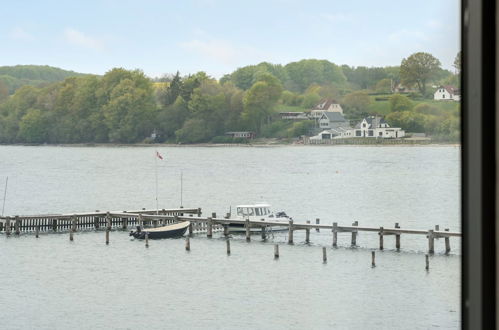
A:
236;204;271;217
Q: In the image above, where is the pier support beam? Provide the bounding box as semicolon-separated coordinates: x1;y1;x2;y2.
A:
245;219;250;242
445;228;451;254
332;222;338;247
106;212;112;230
94;216;100;229
189;222;193;236
428;230;435;254
223;225;229;237
226;239;230;255
261;225;266;240
395;223;401;250
122;217;128;230
288;219;294;244
379;227;384;250
52;219;57;232
305;220;310;243
5;217;11;236
351;221;358;246
316;218;320;232
14;216;20;235
35;226;39;238
207;217;213;238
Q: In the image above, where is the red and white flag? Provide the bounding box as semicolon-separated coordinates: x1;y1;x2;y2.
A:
156;151;164;160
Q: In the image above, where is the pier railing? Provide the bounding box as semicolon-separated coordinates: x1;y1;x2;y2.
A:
0;209;460;254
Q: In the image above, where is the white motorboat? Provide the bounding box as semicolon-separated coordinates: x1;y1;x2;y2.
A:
228;203;291;233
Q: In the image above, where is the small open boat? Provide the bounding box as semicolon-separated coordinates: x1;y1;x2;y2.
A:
129;221;190;239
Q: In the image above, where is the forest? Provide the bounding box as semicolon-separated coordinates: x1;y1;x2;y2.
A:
0;52;460;144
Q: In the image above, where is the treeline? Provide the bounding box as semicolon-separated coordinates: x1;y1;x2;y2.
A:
0;65;85;96
0;55;460;144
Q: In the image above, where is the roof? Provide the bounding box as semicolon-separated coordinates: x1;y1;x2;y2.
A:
438;85;461;95
354;116;388;129
321;112;347;122
312;98;340;110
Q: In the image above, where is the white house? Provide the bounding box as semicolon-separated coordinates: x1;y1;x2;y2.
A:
347;116;405;139
309;99;344;119
317;112;350;130
434;85;461;101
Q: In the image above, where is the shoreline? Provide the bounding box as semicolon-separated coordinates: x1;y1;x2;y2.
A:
0;141;461;148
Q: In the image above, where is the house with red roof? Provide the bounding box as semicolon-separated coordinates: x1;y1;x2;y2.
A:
434;85;461;101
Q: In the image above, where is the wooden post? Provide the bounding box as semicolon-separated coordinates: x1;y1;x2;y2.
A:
305;220;310;243
395;223;401;250
332;222;338;247
35;225;39;238
372;251;376;267
106;212;112;230
71;217;77;233
52;219;57;232
207;217;213;238
138;214;143;228
122;217;128;230
428;230;435;254
351;221;358;246
379;227;384;250
226;239;231;255
14;216;20;235
145;232;149;248
5;217;11;236
185;237;190;251
188;222;193;236
223;225;229;236
245;219;251;242
211;212;216;218
322;247;327;263
105;229;109;245
288;219;293;244
197;208;202;217
425;254;429;270
315;218;320;232
274;244;279;259
444;228;451;254
70;228;74;241
94;216;100;229
435;224;440;232
261;225;266;240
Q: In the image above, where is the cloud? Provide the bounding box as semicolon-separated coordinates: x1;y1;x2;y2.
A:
9;27;33;41
426;19;443;29
388;29;429;42
181;39;239;65
63;28;104;51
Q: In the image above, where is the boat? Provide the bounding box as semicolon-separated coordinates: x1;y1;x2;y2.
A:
129;221;190;239
228;203;290;233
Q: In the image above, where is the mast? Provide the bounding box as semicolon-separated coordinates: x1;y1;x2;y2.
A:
2;177;8;217
155;150;159;215
180;170;183;208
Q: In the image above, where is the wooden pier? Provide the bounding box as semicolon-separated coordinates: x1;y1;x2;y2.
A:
0;208;461;254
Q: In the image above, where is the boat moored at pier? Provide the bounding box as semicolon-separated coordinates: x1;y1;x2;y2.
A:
228;204;290;233
129;221;190;239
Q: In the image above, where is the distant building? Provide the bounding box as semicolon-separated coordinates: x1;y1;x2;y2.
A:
351;116;405;138
309;99;344;119
434;85;460;101
317;112;350;130
279;112;308;120
225;131;256;139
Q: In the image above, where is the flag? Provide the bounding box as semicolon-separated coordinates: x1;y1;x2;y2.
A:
156;151;164;160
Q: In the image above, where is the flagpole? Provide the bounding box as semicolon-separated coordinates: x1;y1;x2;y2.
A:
180;170;183;208
155;150;159;215
2;177;8;217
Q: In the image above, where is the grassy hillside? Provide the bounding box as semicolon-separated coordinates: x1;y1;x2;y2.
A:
0;65;86;94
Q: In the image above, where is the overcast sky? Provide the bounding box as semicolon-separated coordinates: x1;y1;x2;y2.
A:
1;0;460;78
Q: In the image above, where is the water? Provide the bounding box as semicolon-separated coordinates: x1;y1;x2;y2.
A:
0;145;461;329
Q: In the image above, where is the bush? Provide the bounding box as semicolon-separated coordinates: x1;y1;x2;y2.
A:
389;94;413;112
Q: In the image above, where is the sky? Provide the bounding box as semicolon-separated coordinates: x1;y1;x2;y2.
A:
1;0;460;78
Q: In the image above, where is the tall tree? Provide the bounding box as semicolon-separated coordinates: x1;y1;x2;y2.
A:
453;51;462;74
400;52;441;96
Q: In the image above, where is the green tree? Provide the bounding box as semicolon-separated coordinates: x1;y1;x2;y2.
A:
375;79;392;93
242;73;283;133
18;108;50;143
400;52;441;96
453;51;461;74
389;94;413;112
342;91;371;120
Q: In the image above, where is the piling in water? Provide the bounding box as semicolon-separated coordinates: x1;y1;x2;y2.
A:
274;244;279;259
372;251;376;267
425;254;429;270
445;228;451;254
332;222;338;247
69;229;74;241
226;239;231;255
316;218;320;232
305;220;310;243
35;226;39;238
379;227;384;250
105;229;109;245
351;221;358;246
185;237;190;251
322;247;327;263
428;230;435;254
245;219;250;242
395;223;401;250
